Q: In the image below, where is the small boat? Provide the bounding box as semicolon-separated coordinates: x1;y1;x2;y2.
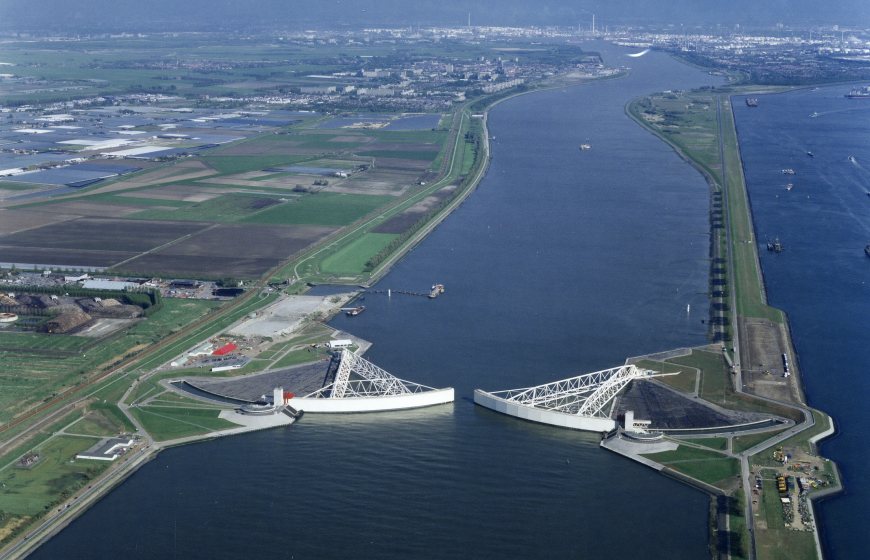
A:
849;155;857;164
346;306;366;316
809;112;819;118
782;168;795;175
579;143;592;151
785;183;794;191
767;238;783;253
806;151;814;157
865;245;870;258
429;284;445;299
746;98;759;107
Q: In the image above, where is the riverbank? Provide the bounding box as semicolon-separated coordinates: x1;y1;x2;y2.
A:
625;87;841;559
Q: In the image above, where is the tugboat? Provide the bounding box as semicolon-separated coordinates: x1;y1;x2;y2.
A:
346;305;366;316
767;238;783;253
429;284;445;299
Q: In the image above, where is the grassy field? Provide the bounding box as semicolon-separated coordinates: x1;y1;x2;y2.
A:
130;406;236;442
0;299;222;424
643;445;740;486
241;192;392;226
319;232;397;275
0;435;109;516
201;155;312;175
755;479;818;560
732;428;788;454
633;359;697;393
685;437;729;451
668;350;800;421
128;193;281;222
66;406;134;437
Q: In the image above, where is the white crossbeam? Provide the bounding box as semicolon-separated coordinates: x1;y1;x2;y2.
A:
312;349;428;399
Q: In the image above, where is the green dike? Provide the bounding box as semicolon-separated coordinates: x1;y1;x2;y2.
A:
240;192;393;226
719;99;783;323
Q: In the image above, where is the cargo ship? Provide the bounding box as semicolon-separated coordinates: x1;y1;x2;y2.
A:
746;98;759;107
429;284;445;299
346;305;366;316
845;86;870;99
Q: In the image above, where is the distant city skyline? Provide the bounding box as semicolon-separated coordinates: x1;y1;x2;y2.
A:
2;0;870;32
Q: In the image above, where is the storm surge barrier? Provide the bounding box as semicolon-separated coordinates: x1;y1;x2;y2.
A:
474;364;656;432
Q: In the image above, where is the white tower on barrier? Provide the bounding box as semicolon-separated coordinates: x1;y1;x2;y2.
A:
273;387;284;407
624;410;634;431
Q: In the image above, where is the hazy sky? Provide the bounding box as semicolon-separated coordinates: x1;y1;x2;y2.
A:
2;0;868;31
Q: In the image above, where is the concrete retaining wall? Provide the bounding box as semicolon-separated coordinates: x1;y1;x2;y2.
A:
291;388;454;413
473;389;616;432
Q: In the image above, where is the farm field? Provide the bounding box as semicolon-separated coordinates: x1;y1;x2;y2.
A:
0;113;449;280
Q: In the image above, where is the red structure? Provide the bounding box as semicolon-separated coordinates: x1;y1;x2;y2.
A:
284;391;295;401
212;342;238;356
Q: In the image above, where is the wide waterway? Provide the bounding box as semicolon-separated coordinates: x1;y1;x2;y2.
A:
733;87;870;559
32;43;722;559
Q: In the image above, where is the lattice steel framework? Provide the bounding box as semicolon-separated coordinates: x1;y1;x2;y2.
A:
305;349;438;399
488;365;654;418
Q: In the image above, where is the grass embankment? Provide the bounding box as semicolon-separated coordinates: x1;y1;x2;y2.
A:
628;91;784;347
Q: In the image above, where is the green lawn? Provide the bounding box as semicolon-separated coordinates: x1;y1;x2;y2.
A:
685;437;729;451
130;406;236;442
241;192;392;226
320;232;398;275
271;348;323;369
644;445;740;485
633;359;697;393
733;428;787;454
66;406;133;437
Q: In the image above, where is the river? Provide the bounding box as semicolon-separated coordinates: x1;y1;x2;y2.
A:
31;43;723;559
733;86;870;558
